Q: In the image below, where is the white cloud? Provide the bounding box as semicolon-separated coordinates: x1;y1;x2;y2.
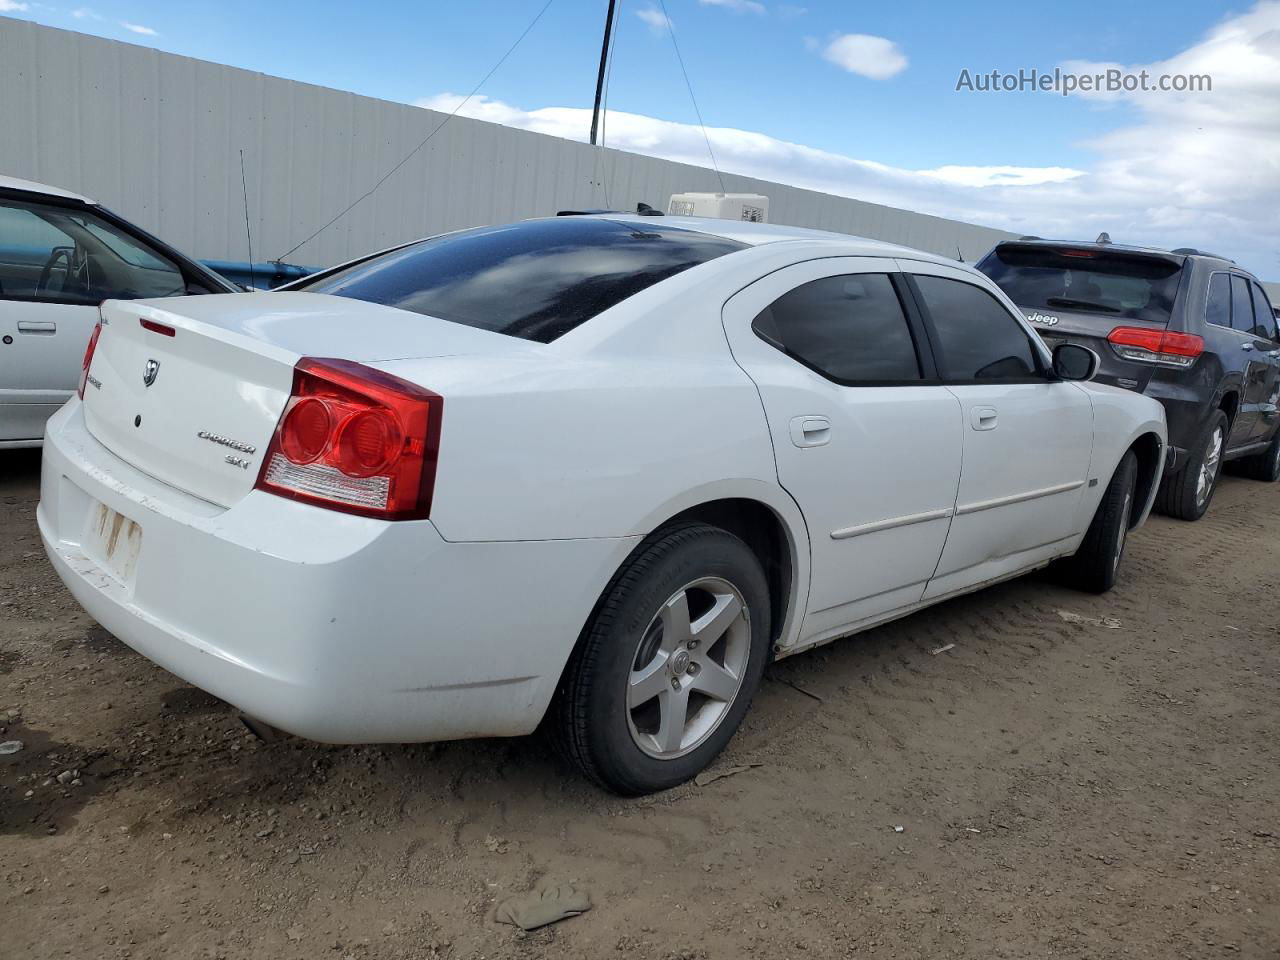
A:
72;6;102;18
417;92;1082;206
635;7;673;33
700;0;766;14
414;3;1280;278
0;0;30;11
121;21;156;35
924;166;1085;189
821;33;908;80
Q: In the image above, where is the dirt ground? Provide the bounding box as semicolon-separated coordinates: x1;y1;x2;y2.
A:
2;446;1278;960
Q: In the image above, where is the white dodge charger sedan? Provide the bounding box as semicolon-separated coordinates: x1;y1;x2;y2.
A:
39;215;1166;794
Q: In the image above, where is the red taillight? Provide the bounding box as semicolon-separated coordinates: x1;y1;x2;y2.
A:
1107;326;1204;368
336;409;402;478
255;358;442;520
139;318;176;337
77;323;103;400
279;397;331;464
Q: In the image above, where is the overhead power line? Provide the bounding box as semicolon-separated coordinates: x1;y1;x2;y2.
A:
275;0;557;262
657;0;727;195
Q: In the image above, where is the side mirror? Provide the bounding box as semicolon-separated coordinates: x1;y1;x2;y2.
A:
1053;342;1098;381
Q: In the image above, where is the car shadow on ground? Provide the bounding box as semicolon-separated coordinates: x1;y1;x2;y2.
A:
1;448;41;483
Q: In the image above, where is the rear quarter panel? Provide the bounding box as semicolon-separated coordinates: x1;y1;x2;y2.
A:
371;242;846;547
374;351;785;543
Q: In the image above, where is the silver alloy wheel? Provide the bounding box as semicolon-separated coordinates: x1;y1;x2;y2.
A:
1113;490;1133;573
1272;438;1280;474
1196;425;1224;507
626;576;751;760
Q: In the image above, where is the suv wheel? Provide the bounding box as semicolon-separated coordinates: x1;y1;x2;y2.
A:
1156;409;1227;521
553;523;771;795
1236;428;1280;483
1057;450;1137;593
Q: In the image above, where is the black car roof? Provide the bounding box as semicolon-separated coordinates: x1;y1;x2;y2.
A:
992;238;1243;272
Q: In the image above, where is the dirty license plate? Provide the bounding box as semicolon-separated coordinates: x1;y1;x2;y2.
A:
81;501;143;586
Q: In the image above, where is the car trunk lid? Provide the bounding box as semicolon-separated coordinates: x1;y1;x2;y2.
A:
82;292;529;508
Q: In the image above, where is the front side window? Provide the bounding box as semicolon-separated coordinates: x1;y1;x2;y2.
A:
913;275;1042;381
296;218;746;343
0;197;186;304
1230;275;1255;333
1249;282;1277;340
751;273;921;383
1205;273;1231;328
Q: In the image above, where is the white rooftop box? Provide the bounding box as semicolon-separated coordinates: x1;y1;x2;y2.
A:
668;192;769;223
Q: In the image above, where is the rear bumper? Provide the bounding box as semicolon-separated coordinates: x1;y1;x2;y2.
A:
39;400;638;743
1144;381;1211;474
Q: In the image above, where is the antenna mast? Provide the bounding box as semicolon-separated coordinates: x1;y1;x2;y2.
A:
589;0;618;145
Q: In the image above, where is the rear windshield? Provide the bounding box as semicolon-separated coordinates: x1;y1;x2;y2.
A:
295;218;746;343
977;245;1183;325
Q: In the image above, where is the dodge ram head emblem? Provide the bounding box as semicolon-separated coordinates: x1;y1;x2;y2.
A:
143;358;160;387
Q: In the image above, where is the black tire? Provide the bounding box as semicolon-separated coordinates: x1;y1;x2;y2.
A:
1155;409;1228;521
1059;450;1138;594
552;523;771;795
1235;428;1280;482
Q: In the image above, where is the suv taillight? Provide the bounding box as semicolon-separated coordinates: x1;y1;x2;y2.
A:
77;323;103;400
255;358;442;520
1107;326;1204;369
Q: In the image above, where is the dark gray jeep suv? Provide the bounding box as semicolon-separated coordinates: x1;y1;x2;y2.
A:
979;238;1280;520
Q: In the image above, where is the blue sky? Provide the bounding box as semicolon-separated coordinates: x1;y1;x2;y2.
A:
4;0;1276;276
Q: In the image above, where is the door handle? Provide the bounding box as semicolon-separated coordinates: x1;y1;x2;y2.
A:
970;406;998;431
1242;342;1255;352
789;415;831;448
17;320;56;335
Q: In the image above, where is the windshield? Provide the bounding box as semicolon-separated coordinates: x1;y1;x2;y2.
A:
295;217;746;343
978;245;1183;325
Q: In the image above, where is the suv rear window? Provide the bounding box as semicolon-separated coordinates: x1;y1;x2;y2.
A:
295;218;745;343
977;245;1183;325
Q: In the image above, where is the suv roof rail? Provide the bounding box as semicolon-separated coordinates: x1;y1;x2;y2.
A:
1170;247;1235;263
1017;235;1042;241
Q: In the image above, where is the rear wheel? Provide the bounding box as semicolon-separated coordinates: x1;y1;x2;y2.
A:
552;523;771;795
1155;409;1227;521
1059;450;1137;594
1235;428;1280;482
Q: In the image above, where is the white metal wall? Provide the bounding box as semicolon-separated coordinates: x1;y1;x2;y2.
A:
0;16;1016;269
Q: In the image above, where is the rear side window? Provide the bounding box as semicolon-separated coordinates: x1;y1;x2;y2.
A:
977;245;1182;325
913;275;1042;381
1249;283;1277;340
1205;273;1231;328
296;218;745;343
1230;275;1254;332
751;273;921;383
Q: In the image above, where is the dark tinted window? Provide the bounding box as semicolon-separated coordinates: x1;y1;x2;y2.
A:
914;275;1042;381
977;244;1182;324
1249;283;1277;340
752;274;921;383
296;218;745;343
1205;273;1231;328
1230;275;1254;332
